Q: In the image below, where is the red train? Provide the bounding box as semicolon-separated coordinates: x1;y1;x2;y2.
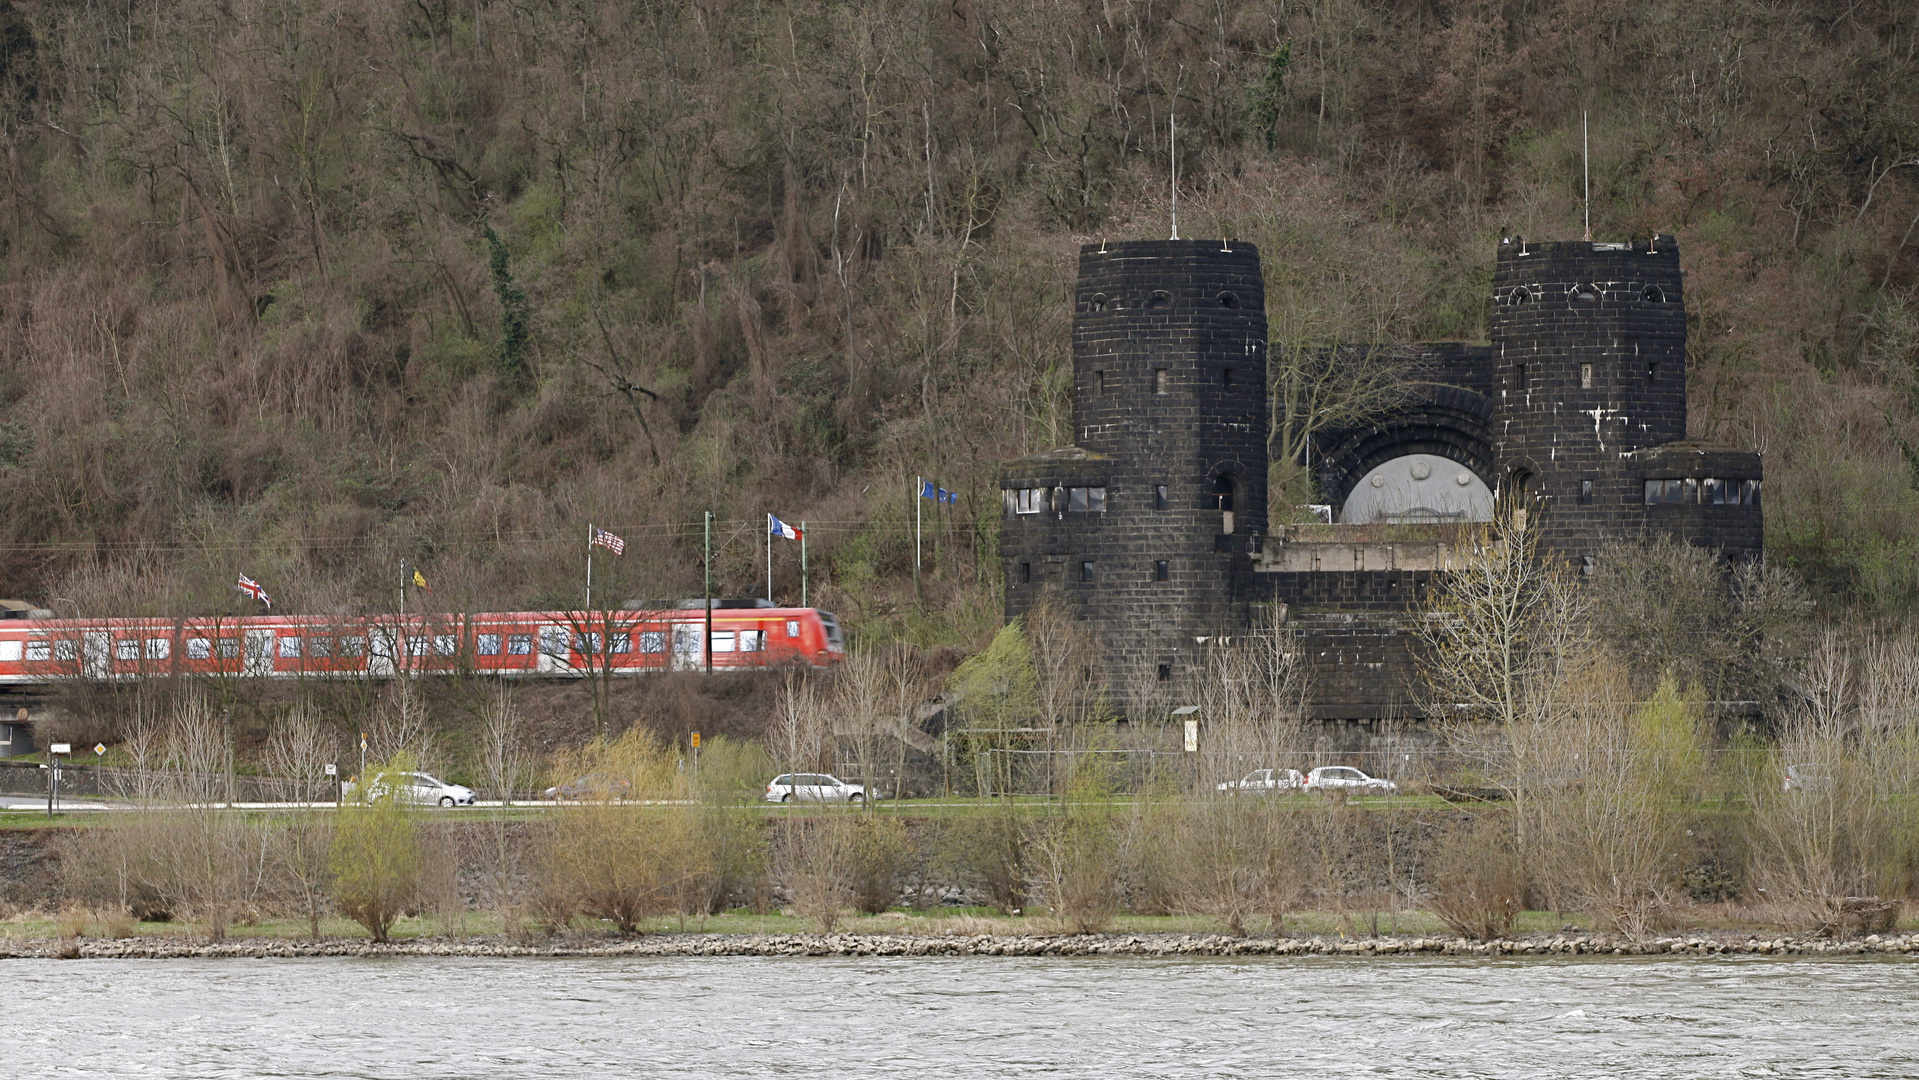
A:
0;601;844;686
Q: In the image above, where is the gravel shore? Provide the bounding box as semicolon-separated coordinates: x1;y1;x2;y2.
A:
4;930;1916;960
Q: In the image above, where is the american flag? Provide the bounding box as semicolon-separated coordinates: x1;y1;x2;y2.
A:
236;574;272;607
590;527;626;556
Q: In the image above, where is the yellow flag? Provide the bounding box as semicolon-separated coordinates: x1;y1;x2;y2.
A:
412;568;429;591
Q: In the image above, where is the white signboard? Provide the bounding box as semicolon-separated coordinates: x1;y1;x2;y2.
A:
324;763;338;777
50;743;71;755
1182;720;1199;753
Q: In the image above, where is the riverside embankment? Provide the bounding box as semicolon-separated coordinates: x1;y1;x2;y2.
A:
7;930;1918;960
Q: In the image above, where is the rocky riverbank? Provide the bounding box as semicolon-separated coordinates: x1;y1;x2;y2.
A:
4;930;1917;960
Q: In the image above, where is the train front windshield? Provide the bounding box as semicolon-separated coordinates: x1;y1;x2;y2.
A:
818;612;844;653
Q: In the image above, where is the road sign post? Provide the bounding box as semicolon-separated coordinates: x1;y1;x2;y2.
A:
47;743;70;818
691;732;701;780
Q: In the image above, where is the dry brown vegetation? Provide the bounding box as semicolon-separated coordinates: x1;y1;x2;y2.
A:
0;0;1915;655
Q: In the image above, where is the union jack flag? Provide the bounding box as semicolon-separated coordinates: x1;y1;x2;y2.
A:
590;528;626;556
236;574;272;608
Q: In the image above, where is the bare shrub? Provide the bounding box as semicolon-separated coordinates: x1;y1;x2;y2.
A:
1033;773;1119;933
849;814;912;914
328;754;424;942
1747;631;1919;934
777;811;857;932
1155;794;1308;935
539;731;708;934
933;801;1029;913
269;813;335;939
1425;811;1521;940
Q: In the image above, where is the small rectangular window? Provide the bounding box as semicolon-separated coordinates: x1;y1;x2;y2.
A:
27;640;50;661
1019;562;1032;584
641;630;667;653
1015;488;1043;514
1648;362;1659;384
1580;363;1593;389
1514;363;1528;389
1644;479;1693;505
477;633;503;656
407;637;431;657
1087;486;1105;512
218;638;240;659
1069;487;1089;512
1702;478;1728;505
278;637;302;659
1156;663;1172;683
784;620;800;638
1080;561;1094;582
308;637;332;658
609;633;631;654
1154;368;1169;394
145;638;171;660
712;631;737;653
508;633;533;655
1155;484;1169;510
1739;479;1761;506
434;634;457;656
1582;555;1597;576
341;636;368;657
574;632;602;655
539;628;567;656
1579;479;1594;504
1154;560;1169;581
1221;367;1232;387
739;631;764;653
186;637;210;660
1095;370;1106;396
55;640;77;661
116;639;139;661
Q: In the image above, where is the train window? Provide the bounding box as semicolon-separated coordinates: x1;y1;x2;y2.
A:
539;628;567;657
0;640;18;662
407;637;431;657
712;631;737;653
116;639;139;661
434;634;457;656
575;632;601;655
308;637;332;658
341;636;367;657
640;631;666;653
218;638;239;659
186;637;211;660
610;633;631;654
26;640;49;661
785;620;800;638
142;638;168;660
55;640;78;661
477;633;502;656
508;634;533;655
740;630;765;652
279;637;302;658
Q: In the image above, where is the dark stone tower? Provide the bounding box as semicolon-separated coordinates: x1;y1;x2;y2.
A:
1488;236;1758;562
1000;240;1268;683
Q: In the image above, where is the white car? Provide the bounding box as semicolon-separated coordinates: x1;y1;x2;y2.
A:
765;773;871;803
346;771;476;807
1217;768;1304;794
1783;763;1833;792
1303;765;1398;795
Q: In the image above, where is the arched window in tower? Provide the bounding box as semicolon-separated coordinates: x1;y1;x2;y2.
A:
1642;284;1666;303
1509;286;1532;305
1147;290;1172;309
1572;283;1601;303
1090;293;1109;312
1214;474;1238;535
1217;291;1240;309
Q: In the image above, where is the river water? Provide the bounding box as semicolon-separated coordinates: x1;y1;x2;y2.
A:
5;954;1914;1078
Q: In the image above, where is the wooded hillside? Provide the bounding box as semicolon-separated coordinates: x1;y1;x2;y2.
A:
2;0;1916;644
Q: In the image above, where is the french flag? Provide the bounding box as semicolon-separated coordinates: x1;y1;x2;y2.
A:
768;514;802;541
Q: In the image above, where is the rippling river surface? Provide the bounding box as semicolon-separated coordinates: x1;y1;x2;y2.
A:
7;954;1916;1078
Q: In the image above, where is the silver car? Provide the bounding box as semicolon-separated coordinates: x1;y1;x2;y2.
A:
1303;765;1398;795
765;773;870;803
1217;768;1304;794
347;771;476;807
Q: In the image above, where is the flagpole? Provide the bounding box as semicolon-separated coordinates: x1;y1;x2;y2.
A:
914;475;923;606
703;511;713;674
585;522;595;611
801;521;808;607
399;560;406;621
766;514;773;604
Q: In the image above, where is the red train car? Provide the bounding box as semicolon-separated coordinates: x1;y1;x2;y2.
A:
0;602;844;686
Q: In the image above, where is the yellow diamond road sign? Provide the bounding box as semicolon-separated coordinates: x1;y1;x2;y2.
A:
93;743;106;756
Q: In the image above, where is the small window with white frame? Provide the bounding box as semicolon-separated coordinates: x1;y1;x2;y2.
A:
1015;488;1045;514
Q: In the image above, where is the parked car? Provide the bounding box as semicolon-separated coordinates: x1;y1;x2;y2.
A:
1783;763;1834;792
345;771;476;807
1303;765;1398;795
765;773;872;803
541;773;634;801
1217;768;1304;794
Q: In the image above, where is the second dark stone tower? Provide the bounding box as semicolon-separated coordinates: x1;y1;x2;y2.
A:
1000;240;1268;685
